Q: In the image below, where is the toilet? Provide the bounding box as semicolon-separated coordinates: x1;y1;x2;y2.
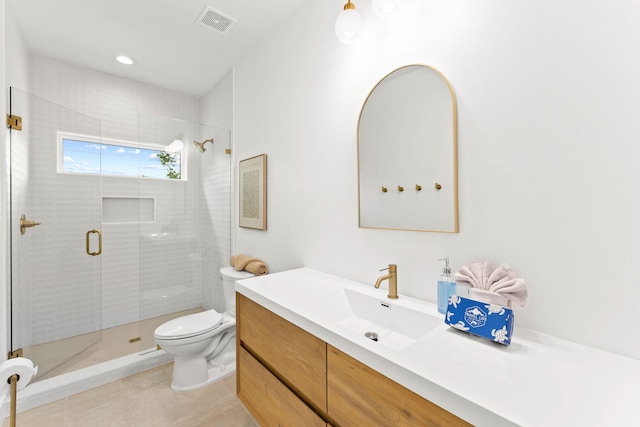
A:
154;267;255;392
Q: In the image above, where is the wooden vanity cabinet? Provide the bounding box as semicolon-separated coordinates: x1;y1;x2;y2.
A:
238;347;327;426
327;345;472;427
237;293;470;427
237;294;328;423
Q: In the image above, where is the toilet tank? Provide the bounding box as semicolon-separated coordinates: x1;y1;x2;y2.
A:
220;267;255;316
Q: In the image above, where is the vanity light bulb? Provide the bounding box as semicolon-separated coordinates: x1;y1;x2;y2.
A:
372;0;400;18
335;8;363;44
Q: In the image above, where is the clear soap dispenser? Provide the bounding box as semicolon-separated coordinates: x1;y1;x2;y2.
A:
437;257;457;314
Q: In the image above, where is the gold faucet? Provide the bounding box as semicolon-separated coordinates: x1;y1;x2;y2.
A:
374;264;398;299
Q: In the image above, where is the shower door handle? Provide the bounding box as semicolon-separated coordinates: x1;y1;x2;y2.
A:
86;229;102;256
20;214;41;235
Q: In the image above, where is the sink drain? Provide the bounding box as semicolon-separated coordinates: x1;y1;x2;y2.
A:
365;332;379;342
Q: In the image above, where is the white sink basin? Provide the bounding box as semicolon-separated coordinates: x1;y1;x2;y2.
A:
234;267;442;352
337;288;442;351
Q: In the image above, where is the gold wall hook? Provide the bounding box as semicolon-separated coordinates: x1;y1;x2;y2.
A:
381;186;388;193
435;183;442;190
397;185;404;192
20;214;41;235
415;185;422;191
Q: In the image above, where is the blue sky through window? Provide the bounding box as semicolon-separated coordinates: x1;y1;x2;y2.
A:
62;139;181;179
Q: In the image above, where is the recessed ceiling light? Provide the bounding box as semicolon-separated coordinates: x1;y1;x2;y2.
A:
116;55;134;65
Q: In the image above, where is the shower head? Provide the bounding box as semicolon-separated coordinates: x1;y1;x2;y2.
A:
193;138;214;153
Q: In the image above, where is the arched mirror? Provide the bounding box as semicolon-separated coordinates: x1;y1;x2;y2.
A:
357;64;459;232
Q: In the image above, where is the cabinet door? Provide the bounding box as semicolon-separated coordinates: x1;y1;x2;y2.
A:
328;345;472;427
238;347;327;427
237;294;327;411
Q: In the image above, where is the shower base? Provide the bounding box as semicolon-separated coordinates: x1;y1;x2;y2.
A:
31;307;203;381
9;308;205;416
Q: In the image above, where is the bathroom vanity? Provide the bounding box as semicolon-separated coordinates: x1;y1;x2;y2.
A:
235;268;640;426
236;293;468;426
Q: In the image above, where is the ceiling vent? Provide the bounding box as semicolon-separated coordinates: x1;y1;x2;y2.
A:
196;6;237;35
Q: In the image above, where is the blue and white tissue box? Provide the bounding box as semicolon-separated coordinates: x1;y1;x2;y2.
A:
444;295;514;345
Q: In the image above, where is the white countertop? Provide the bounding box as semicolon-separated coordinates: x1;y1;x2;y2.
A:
235;268;640;427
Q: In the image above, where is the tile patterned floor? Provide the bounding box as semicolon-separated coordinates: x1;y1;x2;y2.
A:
3;364;259;427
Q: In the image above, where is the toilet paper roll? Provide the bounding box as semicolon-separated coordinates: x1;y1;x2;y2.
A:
0;357;37;395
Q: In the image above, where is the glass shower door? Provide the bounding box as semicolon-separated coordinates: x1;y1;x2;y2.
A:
9;88;103;381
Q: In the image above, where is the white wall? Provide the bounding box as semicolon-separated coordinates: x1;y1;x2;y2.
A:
202;70;233;130
28;56;201;138
234;0;640;360
201;70;234;312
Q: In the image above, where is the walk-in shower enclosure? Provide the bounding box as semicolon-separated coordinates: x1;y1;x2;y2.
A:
8;87;231;381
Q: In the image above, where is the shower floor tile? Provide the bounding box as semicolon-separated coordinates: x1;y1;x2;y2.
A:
28;307;204;381
3;365;259;427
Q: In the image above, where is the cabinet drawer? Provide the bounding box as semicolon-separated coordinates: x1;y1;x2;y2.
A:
328;345;472;427
238;347;327;427
237;294;327;411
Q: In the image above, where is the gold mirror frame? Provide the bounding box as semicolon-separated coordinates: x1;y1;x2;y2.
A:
357;64;459;233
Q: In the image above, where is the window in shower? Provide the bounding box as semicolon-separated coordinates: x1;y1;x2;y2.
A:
57;131;184;180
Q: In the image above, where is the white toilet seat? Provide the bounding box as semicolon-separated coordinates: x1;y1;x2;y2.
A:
154;310;223;341
153;266;253;392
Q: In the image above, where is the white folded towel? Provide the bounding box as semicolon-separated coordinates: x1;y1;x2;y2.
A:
455;262;528;308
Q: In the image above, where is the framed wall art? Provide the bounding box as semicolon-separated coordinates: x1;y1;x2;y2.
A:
239;154;267;230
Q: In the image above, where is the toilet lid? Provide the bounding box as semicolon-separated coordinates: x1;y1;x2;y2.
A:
220;266;255;280
154;310;223;340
